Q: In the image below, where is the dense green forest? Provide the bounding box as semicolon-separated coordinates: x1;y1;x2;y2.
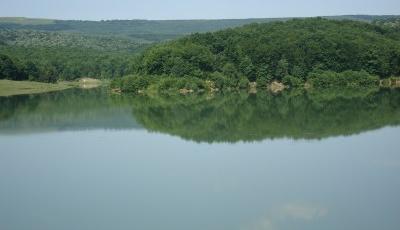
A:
0;30;142;82
1;16;400;85
0;30;144;51
0;46;134;82
2;15;395;42
112;18;400;93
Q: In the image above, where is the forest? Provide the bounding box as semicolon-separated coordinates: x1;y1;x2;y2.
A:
0;30;142;82
112;18;400;93
1;15;392;42
1;16;400;87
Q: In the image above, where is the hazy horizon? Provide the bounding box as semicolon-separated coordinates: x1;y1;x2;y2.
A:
1;14;400;22
0;0;399;21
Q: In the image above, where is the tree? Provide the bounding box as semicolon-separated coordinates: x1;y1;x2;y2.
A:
240;56;257;82
0;54;18;80
275;58;289;80
23;61;40;81
222;63;239;80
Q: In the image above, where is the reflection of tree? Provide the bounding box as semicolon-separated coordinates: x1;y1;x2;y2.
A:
2;88;400;141
0;89;141;133
130;89;400;143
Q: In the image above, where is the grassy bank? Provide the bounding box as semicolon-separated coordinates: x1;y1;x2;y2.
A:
0;80;78;97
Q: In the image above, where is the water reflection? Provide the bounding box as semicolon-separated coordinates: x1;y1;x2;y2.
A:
1;89;400;230
1;88;400;142
0;88;142;134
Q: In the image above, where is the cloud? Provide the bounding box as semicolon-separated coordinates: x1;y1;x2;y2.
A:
280;203;328;221
243;202;328;230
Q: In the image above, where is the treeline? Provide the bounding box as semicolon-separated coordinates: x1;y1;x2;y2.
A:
0;29;143;82
136;18;400;79
1;16;397;42
0;46;134;82
111;18;400;93
0;30;145;52
3;18;400;86
373;16;400;29
111;70;381;95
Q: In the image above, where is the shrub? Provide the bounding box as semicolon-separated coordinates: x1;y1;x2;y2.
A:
110;78;122;89
154;76;205;92
282;75;304;88
120;75;150;93
210;72;228;90
307;70;379;89
238;77;250;89
256;74;273;89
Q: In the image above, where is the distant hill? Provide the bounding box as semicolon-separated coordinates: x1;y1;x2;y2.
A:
0;17;54;25
0;30;145;52
1;15;399;43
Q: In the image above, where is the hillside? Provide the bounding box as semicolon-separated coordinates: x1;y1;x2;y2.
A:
112;18;400;93
1;15;399;43
1;16;400;85
0;29;138;82
0;23;145;82
0;30;145;52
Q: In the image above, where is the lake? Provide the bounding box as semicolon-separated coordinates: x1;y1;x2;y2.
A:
1;88;400;230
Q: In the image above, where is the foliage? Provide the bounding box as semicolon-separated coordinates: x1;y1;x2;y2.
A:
118;75;151;93
2;17;400;87
1;15;397;42
0;29;144;52
0;28;144;83
134;18;400;85
0;54;19;80
282;75;304;88
112;73;253;94
0;45;134;82
307;70;380;88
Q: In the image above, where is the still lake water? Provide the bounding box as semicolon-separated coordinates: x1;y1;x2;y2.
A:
0;88;400;230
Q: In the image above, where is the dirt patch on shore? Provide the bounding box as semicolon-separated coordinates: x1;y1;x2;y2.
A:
79;78;102;89
268;81;286;93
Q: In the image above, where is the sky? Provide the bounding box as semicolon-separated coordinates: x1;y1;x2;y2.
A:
0;0;399;20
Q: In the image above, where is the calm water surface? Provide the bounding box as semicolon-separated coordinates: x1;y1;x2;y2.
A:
0;88;399;230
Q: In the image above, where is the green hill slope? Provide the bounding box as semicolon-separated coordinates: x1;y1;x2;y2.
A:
1;15;399;43
134;18;400;84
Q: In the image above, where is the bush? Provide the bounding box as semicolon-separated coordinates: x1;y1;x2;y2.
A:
120;75;151;93
110;78;122;89
210;72;227;90
238;77;250;89
307;70;379;89
282;75;304;88
256;74;273;89
154;76;206;92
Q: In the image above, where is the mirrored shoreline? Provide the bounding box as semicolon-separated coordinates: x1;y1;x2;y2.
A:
1;88;400;142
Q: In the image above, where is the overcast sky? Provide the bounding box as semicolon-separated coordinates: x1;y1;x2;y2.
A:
1;0;399;20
